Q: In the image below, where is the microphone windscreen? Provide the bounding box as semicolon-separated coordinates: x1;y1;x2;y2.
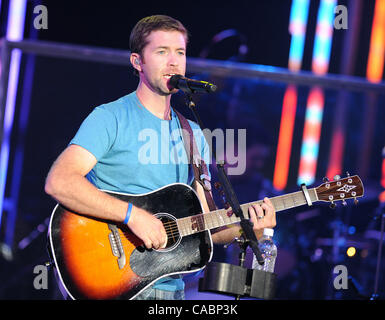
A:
169;74;183;89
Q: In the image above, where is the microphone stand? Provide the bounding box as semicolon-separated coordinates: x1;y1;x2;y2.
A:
371;147;385;300
370;203;384;300
183;93;265;267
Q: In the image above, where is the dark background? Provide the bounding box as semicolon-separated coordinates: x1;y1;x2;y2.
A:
0;0;384;300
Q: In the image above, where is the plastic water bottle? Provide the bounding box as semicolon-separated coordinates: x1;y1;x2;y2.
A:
252;228;277;273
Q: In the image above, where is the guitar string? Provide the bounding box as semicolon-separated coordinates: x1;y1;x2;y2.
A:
115;193;310;240
117;224;219;250
116;218;210;240
109;189;356;250
116;211;240;239
118;240;176;250
117;231;182;249
121;192;309;232
117;229;181;239
116;222;182;238
159;210;241;228
117;218;262;249
118;214;221;235
117;226;209;250
116;211;226;230
117;220;214;248
117;221;181;233
116;200;302;248
116;231;180;246
115;194;307;239
117;227;181;239
117;226;184;240
111;194;314;249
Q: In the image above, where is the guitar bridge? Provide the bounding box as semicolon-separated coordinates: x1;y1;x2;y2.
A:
108;224;126;269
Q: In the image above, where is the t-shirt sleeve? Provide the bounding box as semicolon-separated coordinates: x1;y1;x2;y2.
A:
69;106;118;161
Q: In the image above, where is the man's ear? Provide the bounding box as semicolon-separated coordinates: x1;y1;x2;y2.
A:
130;54;141;72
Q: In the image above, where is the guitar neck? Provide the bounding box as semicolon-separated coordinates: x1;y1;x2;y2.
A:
177;188;318;237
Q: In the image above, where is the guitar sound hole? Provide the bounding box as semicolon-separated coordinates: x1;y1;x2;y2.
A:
155;213;181;251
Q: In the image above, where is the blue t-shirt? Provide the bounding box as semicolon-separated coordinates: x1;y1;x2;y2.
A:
70;91;210;291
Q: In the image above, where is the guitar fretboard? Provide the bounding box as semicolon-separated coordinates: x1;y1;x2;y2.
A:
176;188;318;237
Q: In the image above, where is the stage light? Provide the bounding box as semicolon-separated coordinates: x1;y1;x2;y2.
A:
366;0;385;83
273;85;297;190
348;226;356;235
311;0;336;75
311;248;323;262
380;147;385;204
0;0;27;235
346;247;356;257
298;87;324;186
297;0;336;186
273;0;309;190
288;0;310;71
382;147;385;189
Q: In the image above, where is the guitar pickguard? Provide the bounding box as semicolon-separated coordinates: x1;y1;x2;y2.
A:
130;233;206;278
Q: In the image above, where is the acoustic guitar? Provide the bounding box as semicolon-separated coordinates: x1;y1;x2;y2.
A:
47;174;363;299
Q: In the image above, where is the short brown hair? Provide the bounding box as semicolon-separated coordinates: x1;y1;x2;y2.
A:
129;15;189;75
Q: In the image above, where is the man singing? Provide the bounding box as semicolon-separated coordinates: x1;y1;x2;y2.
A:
45;15;276;300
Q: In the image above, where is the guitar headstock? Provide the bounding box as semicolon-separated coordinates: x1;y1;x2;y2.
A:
315;174;364;207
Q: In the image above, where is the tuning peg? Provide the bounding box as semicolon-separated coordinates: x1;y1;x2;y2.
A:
354;198;359;205
342;200;347;206
323;177;330;182
330;202;336;209
346;171;351;177
334;175;341;181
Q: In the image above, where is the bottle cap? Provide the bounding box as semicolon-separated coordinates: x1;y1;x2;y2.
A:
263;228;274;237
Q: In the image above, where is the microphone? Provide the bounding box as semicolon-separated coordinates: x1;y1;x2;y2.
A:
169;74;217;94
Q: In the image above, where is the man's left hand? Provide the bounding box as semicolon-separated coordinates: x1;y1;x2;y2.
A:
248;197;276;239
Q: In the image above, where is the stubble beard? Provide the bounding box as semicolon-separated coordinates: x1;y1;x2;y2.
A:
153;77;178;96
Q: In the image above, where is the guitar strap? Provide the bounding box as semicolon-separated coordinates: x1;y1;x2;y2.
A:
174;110;217;212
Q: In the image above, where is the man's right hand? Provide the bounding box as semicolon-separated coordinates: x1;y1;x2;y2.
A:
127;206;168;250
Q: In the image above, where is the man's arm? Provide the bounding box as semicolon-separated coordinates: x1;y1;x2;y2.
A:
45;144;167;250
193;180;276;244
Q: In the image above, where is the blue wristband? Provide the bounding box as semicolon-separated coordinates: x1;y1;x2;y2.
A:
123;202;133;224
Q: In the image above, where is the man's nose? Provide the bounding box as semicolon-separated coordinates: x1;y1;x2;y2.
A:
168;52;180;66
